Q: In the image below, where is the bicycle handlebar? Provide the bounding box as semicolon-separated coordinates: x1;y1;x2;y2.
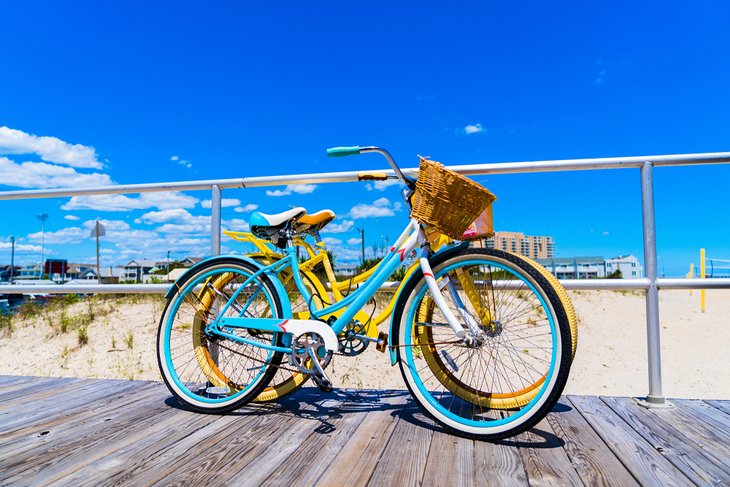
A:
326;145;416;189
326;146;361;157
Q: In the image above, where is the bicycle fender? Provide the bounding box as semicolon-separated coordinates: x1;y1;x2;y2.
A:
387;241;469;365
164;254;293;319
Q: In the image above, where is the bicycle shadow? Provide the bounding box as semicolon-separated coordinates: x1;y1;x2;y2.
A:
163;386;568;447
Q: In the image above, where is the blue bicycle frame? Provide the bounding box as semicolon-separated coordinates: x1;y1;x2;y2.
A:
207;219;425;353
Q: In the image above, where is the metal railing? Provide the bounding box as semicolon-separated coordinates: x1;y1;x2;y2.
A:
2;150;730;407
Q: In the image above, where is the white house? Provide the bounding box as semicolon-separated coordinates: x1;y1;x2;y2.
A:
606;255;643;279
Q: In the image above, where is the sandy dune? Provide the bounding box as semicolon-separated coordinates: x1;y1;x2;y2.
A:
1;290;727;399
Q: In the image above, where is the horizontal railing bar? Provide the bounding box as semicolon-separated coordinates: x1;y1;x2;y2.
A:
560;279;651;290
0;179;245;201
656;278;730;289
0;284;170;294
3;277;730;295
1;152;729;201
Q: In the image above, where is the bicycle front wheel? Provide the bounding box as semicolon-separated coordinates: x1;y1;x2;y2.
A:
394;248;572;441
157;258;285;414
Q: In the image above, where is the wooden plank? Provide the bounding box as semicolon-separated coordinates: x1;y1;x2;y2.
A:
474;436;528;487
0;377;76;405
569;395;692;487
422;431;475;487
0;386;179;484
548;398;639;487
105;388;351;487
513;415;583;487
0;375;40;388
672;399;730;441
0;378;140;428
366;404;434;487
705;400;730;416
602;396;729;485
258;389;378;486
0;379;128;433
316;390;410;487
221;390;368;487
61;410;242;487
653;399;730;467
0;381;158;458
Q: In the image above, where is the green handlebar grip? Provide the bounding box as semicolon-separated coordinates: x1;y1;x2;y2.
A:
326;146;361;157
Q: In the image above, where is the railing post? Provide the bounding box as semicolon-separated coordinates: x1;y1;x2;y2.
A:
211;184;222;256
637;161;669;408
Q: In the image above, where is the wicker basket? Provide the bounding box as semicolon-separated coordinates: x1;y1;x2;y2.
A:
411;157;496;240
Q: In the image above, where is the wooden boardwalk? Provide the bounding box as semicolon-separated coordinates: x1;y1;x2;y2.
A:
0;376;728;486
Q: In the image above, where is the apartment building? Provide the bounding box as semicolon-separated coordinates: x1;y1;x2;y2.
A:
485;231;555;259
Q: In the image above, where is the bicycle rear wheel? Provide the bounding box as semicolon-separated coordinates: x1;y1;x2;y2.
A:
394;248;572;441
157;258;285;414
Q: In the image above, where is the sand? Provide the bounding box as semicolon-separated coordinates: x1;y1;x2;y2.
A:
1;290;728;399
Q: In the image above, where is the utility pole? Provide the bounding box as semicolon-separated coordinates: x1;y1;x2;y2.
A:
36;213;49;278
96;220;101;278
9;236;15;284
90;221;105;282
356;228;365;264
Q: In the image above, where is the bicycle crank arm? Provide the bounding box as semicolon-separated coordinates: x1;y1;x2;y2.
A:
216;317;340;352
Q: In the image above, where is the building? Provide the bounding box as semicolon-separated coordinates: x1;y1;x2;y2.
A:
606;255;643;279
123;259;160;283
537;255;644;279
486;231;554;259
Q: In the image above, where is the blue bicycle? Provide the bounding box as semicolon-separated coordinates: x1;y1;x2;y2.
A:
157;146;573;440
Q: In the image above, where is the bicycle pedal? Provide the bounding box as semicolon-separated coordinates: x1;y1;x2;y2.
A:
376;332;388;353
312;374;333;393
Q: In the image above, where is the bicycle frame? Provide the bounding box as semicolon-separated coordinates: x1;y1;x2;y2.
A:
207;218;469;354
223;227;452;335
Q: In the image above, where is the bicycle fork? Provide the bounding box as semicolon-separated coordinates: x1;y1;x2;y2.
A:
417;232;483;342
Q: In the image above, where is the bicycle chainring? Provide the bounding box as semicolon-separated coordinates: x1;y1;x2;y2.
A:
290;332;333;374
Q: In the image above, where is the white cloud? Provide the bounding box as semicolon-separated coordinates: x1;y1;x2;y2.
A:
0;241;42;253
464;123;485;135
0;157;113;189
349;198;400;219
170;155;192;168
322;237;342;246
367;179;402;191
139;208;195;224
234;203;258;213
64;215;80;221
373;197;390;207
200;198;241;209
224;218;250;232
322;219;354;234
602;231;610;236
0;126;102;169
347;237;361;246
28;227;88;245
265;184;317;197
62;191;199;212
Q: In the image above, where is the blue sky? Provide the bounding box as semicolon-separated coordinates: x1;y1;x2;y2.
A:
1;2;729;276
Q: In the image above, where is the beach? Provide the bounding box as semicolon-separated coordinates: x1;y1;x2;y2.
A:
1;290;728;400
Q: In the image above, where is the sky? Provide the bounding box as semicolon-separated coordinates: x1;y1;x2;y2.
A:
1;1;729;277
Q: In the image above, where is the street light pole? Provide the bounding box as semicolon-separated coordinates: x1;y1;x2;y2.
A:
36;213;49;278
9;236;15;284
356;228;365;264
